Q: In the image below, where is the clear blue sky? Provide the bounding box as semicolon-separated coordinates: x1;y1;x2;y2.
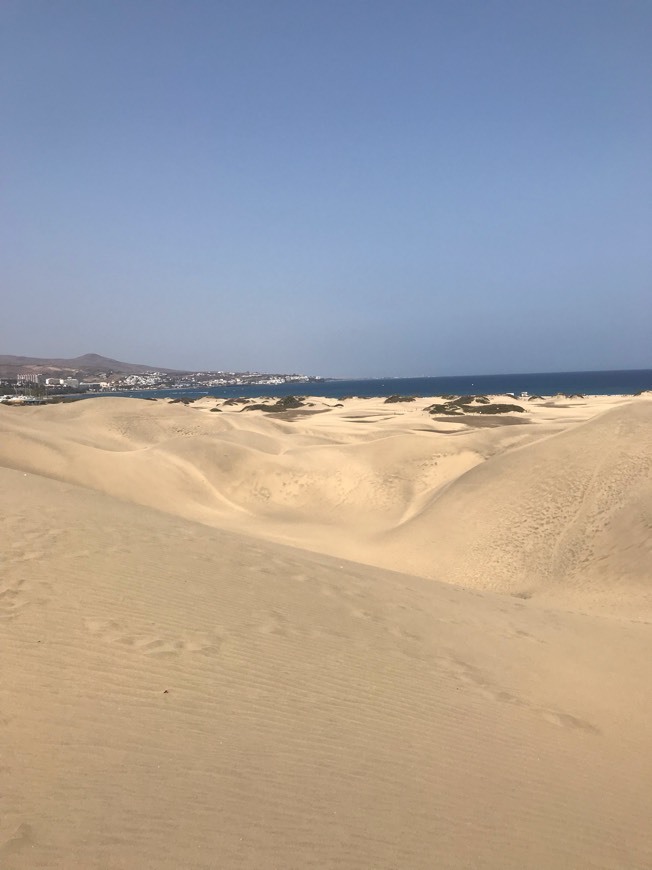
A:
1;0;650;376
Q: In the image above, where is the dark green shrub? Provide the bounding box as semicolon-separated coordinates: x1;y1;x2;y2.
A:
425;403;464;415
426;400;524;415
472;403;525;414
223;397;252;406
451;395;476;406
278;395;304;408
243;395;306;413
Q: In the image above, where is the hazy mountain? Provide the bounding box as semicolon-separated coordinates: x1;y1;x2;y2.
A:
0;353;184;378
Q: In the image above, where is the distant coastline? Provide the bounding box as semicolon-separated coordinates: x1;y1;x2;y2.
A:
83;369;652;402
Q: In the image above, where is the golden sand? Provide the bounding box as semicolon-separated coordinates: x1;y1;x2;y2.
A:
2;394;651;868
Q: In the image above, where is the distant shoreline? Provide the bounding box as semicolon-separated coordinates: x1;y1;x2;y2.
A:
35;368;651;402
5;368;650;405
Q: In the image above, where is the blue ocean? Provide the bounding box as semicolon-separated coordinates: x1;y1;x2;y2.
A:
106;369;652;401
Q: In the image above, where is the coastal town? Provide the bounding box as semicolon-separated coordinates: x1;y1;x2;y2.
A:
0;353;323;403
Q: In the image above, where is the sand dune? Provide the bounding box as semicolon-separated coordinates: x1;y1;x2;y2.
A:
3;466;652;869
1;394;652;867
0;394;649;614
386;399;652;615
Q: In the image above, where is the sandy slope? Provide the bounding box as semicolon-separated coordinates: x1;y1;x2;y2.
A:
3;466;652;869
1;394;652;867
385;399;652;615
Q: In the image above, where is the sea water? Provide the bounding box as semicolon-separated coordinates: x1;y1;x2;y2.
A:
102;369;652;401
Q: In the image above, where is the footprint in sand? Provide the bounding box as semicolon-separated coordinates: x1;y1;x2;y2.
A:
0;823;35;858
505;628;546;644
0;578;29;620
256;610;297;638
83;619;222;658
438;653;600;734
540;710;600;733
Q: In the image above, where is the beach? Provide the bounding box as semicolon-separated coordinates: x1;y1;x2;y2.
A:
2;392;652;868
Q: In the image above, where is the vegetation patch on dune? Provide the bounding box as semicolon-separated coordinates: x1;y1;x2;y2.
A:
243;395;306;413
223;397;252;406
384;395;417;404
469;403;525;414
425;396;525;416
